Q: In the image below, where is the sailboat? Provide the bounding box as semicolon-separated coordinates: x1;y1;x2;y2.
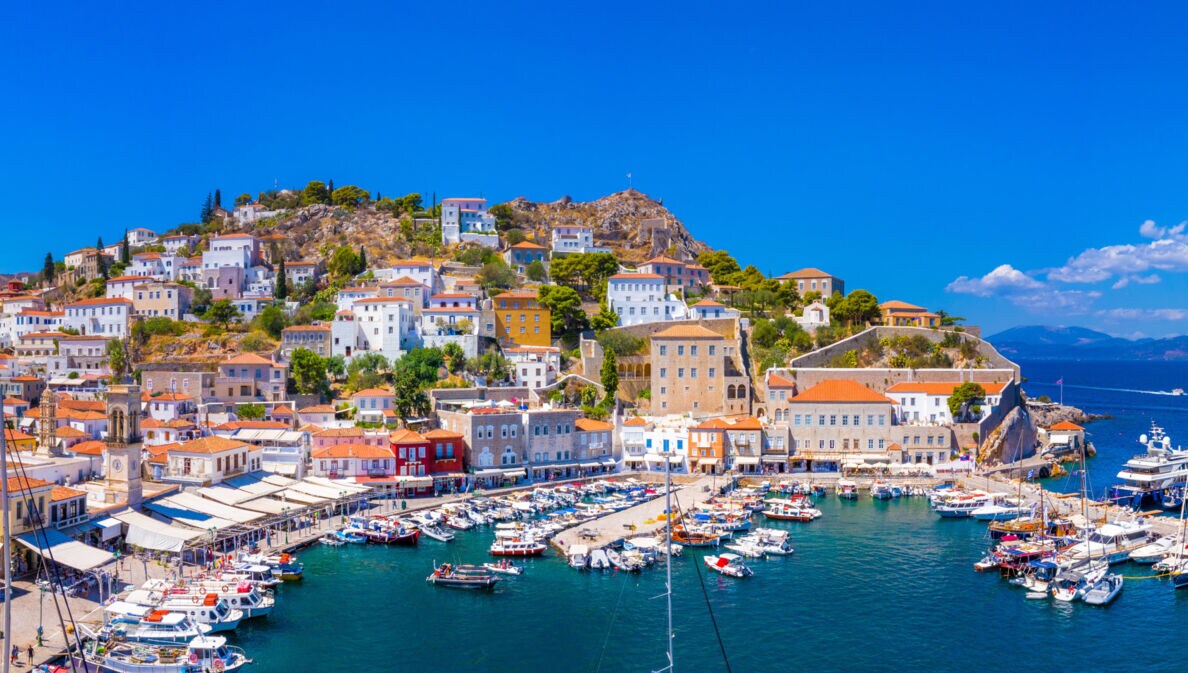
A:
652;441;676;673
1053;441;1122;603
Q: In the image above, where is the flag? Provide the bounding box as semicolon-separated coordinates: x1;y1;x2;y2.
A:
1055;377;1063;385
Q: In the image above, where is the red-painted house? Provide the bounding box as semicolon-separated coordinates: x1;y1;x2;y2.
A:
390;428;466;495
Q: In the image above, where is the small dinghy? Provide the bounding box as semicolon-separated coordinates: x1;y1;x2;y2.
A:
426;563;500;590
704;553;753;578
1081;574;1123;606
483;561;523;576
420;525;455;543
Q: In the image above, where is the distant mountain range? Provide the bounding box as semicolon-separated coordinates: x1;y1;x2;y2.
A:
988;325;1188;361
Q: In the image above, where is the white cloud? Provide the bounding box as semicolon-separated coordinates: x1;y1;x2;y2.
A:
945;264;1044;297
1049;223;1188;284
1096;307;1188;321
1111;273;1162;290
1139;219;1186;240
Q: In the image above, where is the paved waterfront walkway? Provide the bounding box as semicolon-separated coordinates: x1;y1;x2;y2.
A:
551;475;721;553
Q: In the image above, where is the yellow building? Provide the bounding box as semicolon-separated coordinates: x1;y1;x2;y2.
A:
879;300;940;328
4;428;36;452
494;290;551;347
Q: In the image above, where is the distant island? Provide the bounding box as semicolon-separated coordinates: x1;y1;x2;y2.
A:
988;325;1188;361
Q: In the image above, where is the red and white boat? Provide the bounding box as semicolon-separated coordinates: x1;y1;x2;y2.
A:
762;498;822;522
489;538;547;557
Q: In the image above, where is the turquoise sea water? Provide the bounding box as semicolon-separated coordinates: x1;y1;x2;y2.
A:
230;361;1188;673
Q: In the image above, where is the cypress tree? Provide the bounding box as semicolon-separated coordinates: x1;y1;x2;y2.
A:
121;229;131;264
275;258;288;300
357;245;367;273
214;189;222;209
328;179;335;197
600;347;619;407
96;236;104;250
201;192;213;223
42;252;55;284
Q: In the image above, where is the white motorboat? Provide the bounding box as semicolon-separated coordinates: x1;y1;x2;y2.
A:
77;635;249;673
318;535;345;546
935;494;997;518
971;504;1028;521
704;553;753;578
100;602;211;644
144;579;275;619
1051;560;1109;602
589;548;611;570
420;525;455;542
483;561;523;575
568;544;589;570
1063;521;1152;564
489;537;547;557
1129;536;1177;564
1111;422;1188;508
724;540;766;559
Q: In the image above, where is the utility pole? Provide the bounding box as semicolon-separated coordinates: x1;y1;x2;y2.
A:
2;407;11;673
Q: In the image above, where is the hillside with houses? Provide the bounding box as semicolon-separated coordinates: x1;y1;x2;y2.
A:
0;179;1065;576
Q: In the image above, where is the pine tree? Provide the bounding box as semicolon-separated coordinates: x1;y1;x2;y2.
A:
214;189;222;209
42;252;55;284
121;229;131;264
200;192;213;224
275;258;288;300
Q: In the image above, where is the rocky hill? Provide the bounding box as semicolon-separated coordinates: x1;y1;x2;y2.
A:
255;204;439;267
501;189;710;264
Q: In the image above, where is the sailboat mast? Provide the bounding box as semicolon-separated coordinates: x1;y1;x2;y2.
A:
2;408;11;673
664;445;674;673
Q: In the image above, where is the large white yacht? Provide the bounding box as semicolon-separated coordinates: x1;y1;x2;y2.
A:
1112;422;1188;508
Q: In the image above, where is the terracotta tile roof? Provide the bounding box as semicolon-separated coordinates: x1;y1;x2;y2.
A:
141;392;192;402
725;417;764;431
575;418;613;432
641;255;685;266
690;418;729;431
879;300;926;311
353;297;412;304
6;476;53;492
51;485;87;502
471;407;515;415
67;440;106;455
212;233;257;240
214;420;289;431
173;436;251;454
221;353;279;366
298;404;338;414
766;372;796;388
651;325;723;340
10;376;41;382
495;290;539;300
60;400;105;412
609;273;664;280
53;426;88;438
692;299;725;307
508;241;546;250
1049;421;1085;431
271;405;295;416
503;345;560;354
21;331;71;339
622;417;649;427
390;259;433;267
4;428;35;442
58;409;107;421
282;324;331;333
312;426;364;437
777;268;834;280
886;382;1007;395
789;380;895;405
107;275;156;283
311;443;394;459
351;388;392;398
388;428;427;444
430;293;476;300
422;429;463;440
381;276;424;287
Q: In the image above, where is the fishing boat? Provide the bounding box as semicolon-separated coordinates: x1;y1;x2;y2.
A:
426;563;500;590
144;579;275;619
568;544;589;570
98;603;212;644
77;635;250;673
489;537;547;556
703;553;753;578
870;481;894;500
239;552;304;581
1110;422;1188;509
671;524;721;547
318;534;345;546
1081;573;1124;606
935;493;996;518
837;479;859;500
483;560;523;575
762;498;822;522
333;529;367;544
125;591;245;633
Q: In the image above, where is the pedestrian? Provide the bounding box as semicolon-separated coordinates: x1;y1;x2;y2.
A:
27;643;34;663
11;644;18;666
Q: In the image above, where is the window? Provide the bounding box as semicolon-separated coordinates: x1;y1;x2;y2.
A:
841;415;848;426
678;368;684;378
690;368;697;378
818;415;825;425
708;345;715;356
690;345;698;356
658;345;667;356
829;415;837;426
709;368;715;378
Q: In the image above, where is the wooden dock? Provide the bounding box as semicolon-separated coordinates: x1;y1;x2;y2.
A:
550;474;722;553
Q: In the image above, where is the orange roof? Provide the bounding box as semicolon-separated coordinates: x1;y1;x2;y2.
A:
509;241;546;250
51;486;86;502
67;439;106;455
212;233;257;240
430;292;476;300
272;405;295;416
60;399;105;412
388;428;427;445
141;392;192;402
609;273;664;280
622;417;649;427
886;382;1007;395
725;417;763;431
107;275;156;283
20;331;70;339
58;409;107;421
692;299;725;307
353;297;412;304
214;420;289;431
390;259;433;267
767;372;796;388
298;404;338;414
777;268;834;280
3;397;28;406
879;300;927;311
351;388;392;398
495;290;539;300
690;417;729;431
311;443;394;459
641;255;685;266
381;276;424;287
651;325;723;340
4;429;35;442
312;426;364;437
423;428;463;440
283;325;331;333
6;476;53;492
10;376;41;382
1050;421;1085;431
575;418;614;432
222;353;278;365
172;437;251;454
789;380;895;404
53;426;88;438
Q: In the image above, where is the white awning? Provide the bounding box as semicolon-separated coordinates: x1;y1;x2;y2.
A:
143;500;237;531
732;456;760;465
270;463;300;477
222;473;288;497
579;462;601;468
196;485;256;506
624;456;646;464
397;476;433;487
160;492;265;524
235;497;295;515
277;489;328;505
600;458;618;467
760;456;787;463
110;510;205;552
16;529;114;572
697;458;721;466
95;517;123;542
474;468;504;477
285;480;347;500
307;476;371;493
503;468;526;478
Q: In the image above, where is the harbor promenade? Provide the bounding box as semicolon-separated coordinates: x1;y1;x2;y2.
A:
551;474;720;553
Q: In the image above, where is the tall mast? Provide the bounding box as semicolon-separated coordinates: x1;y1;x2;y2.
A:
2;407;11;673
664;444;674;673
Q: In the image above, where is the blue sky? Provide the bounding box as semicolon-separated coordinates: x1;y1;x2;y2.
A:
4;2;1188;337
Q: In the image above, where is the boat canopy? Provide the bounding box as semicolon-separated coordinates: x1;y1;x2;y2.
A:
15;529;114;572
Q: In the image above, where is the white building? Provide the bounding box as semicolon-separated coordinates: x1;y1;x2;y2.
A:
795;300;830;331
203;233;259;272
127;228;158;247
550;225;609;255
375;260;437;294
128;253;182;281
336;286;378;313
441;198;498;247
234;203;282;226
352;297;418;361
885;381;1007;425
607;273;688;326
689;299;740;321
160;234;199;254
617;416;691;473
506;346;561;390
64;297;132;338
106;275;155;300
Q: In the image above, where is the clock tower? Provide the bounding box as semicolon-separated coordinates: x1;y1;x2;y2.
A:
104;383;143;506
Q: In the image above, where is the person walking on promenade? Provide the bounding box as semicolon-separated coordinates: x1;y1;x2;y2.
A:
11;644;19;666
